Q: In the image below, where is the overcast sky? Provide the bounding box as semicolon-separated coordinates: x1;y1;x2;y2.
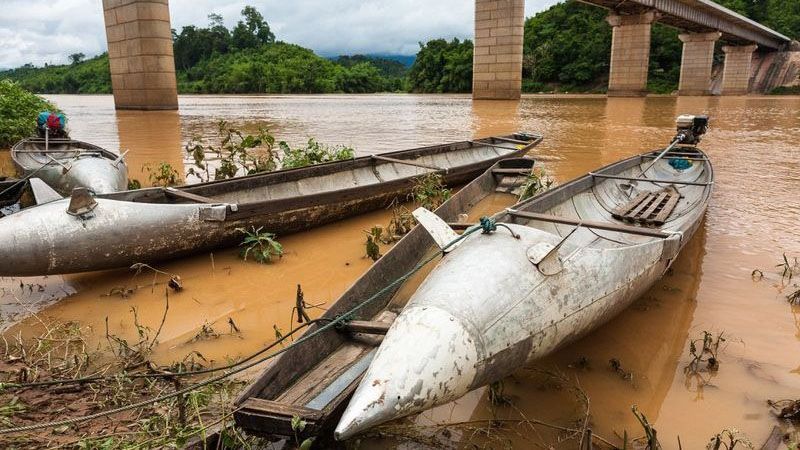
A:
0;0;561;69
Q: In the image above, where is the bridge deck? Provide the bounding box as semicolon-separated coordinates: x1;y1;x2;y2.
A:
580;0;791;50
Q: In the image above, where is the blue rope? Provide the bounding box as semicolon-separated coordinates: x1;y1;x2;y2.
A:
479;216;520;239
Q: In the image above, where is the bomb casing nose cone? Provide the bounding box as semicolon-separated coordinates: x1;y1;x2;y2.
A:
334;305;481;440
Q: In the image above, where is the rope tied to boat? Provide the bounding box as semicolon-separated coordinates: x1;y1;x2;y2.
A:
479;216;520;239
0;215;514;435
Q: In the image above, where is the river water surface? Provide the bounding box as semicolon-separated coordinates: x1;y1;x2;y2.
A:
2;94;800;448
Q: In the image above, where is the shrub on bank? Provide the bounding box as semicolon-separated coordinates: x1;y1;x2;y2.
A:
0;79;57;147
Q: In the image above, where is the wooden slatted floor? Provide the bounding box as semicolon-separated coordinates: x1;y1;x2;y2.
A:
612;187;680;226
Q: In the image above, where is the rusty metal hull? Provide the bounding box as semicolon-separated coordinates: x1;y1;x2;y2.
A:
334;147;713;439
0;135;539;276
11;138;128;195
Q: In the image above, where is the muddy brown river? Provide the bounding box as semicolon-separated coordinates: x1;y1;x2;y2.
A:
2;94;800;448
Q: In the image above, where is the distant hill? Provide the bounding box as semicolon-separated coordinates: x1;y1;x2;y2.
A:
332;55;409;78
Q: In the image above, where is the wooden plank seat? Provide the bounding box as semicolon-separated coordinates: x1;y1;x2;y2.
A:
612;187;680;226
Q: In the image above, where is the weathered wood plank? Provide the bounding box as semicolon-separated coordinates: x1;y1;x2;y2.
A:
491;168;532;175
371;154;444;172
611;191;648;220
589;172;711;187
507;209;671;238
164;187;220;204
638;190;669;223
342;320;392;335
652;189;681;225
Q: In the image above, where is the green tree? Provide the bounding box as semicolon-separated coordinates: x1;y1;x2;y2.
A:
231;6;275;50
69;52;85;65
523;1;610;90
407;38;473;93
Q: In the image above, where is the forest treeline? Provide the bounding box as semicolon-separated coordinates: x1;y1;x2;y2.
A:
1;1;798;95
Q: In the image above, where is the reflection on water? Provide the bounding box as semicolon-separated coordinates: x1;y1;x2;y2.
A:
1;94;799;448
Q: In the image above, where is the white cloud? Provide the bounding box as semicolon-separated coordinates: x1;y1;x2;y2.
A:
0;0;562;69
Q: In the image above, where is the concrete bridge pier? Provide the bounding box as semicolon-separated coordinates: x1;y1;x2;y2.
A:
102;0;178;110
678;32;721;96
606;11;658;97
473;0;525;100
721;44;758;95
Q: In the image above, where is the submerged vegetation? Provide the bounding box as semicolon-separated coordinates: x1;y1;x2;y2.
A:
0;80;56;148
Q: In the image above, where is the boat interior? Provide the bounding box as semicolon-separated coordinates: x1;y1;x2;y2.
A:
501;146;713;251
13;138;121;169
104;135;540;206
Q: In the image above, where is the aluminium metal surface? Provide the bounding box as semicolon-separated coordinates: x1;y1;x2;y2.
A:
232;157;538;442
334;146;713;439
0;135;540;276
11;137;128;195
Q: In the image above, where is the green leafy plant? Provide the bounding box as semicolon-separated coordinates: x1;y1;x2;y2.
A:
237;226;283;263
364;225;384;261
186;120;278;182
290;414;314;449
0;79;58;147
127;178;142;190
280;138;355;169
411;172;451;210
144;162;181;187
386;200;416;242
519;166;554;201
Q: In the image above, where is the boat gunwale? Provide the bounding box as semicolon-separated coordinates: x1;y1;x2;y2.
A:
179;134;537;194
11;138;124;171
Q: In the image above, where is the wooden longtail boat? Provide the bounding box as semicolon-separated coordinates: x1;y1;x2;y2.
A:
0;135;540;276
11;137;128;195
232;157;538;443
333;116;714;439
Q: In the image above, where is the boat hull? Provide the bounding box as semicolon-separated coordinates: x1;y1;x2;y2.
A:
335;146;713;439
334;226;682;438
11;138;128;195
33;157;127;195
0;136;538;275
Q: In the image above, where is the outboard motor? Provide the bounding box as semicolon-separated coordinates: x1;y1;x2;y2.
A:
674;114;708;146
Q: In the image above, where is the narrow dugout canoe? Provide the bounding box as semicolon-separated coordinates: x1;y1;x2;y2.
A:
11;137;128;195
0;134;540;276
334;117;714;439
232;157;539;442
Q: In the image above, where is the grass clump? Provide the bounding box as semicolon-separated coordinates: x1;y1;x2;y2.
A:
237;226;283;263
0;79;58;147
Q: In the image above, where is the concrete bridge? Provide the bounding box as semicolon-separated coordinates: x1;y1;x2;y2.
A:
473;0;792;99
100;0;793;110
